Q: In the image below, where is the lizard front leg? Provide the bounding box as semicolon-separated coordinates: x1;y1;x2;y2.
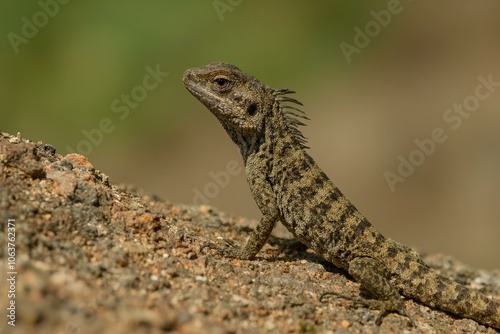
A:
201;161;280;260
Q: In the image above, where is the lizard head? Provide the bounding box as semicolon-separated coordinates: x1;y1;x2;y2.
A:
183;62;274;138
183;62;309;149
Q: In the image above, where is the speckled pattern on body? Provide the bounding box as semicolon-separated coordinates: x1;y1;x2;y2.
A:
183;62;500;330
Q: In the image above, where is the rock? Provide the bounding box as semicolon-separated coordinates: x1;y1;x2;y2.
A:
1;131;499;333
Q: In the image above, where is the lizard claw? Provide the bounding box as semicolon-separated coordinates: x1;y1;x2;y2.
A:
320;291;416;328
222;238;236;248
200;242;220;253
320;291;358;303
200;241;238;257
199;241;252;259
200;238;239;254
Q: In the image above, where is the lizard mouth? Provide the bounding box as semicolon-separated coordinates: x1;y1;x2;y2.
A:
183;70;241;122
183;70;220;108
182;70;201;97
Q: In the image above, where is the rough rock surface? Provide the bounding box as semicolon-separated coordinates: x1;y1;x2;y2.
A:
0;131;499;334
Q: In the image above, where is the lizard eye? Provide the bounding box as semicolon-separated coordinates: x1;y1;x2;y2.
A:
213;76;231;91
215;78;227;85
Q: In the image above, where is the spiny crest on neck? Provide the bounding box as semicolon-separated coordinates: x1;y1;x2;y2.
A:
273;88;310;149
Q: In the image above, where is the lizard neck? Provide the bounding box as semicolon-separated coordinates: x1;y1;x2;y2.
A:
236;128;267;164
242;110;300;166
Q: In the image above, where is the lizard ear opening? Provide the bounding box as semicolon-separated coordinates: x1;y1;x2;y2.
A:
247;103;257;116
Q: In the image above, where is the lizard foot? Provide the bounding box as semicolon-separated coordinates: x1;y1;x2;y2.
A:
320;291;416;327
200;240;254;259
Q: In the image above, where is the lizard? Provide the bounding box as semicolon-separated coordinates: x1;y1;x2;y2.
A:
182;61;500;329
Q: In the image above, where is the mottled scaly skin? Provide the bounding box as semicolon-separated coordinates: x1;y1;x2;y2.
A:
183;62;500;329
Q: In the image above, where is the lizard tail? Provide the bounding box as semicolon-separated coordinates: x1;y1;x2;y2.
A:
401;260;500;329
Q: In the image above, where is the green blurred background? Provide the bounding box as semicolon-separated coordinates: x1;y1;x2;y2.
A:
1;1;499;268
